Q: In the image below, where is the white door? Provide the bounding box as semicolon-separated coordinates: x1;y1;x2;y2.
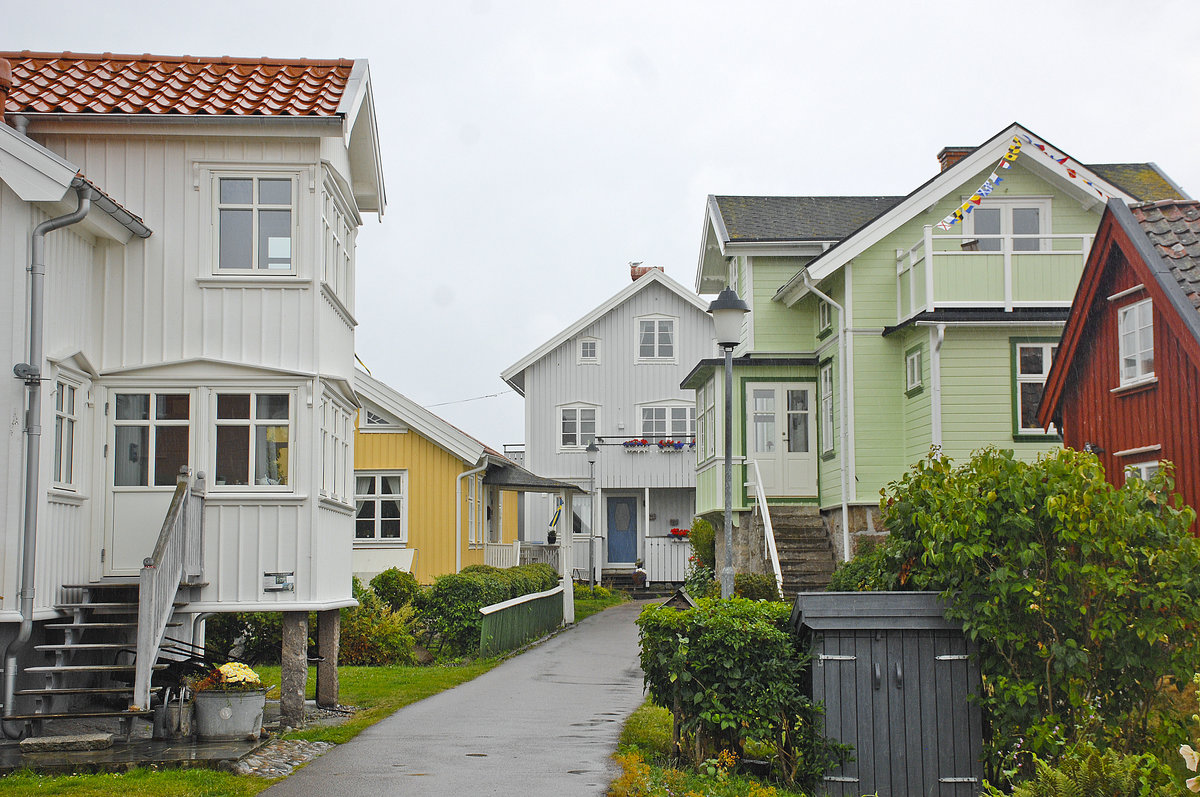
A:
746;384;817;498
104;391;193;576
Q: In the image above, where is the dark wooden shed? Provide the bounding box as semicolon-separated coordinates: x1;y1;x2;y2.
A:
791;591;983;797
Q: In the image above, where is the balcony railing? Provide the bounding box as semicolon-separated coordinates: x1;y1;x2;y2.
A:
896;226;1094;322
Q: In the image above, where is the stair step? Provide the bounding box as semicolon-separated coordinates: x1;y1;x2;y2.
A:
16;686;160;696
2;710;154;722
23;664;167;674
35;643;136;652
45;621;181;629
62;581;140;589
54;602;139;610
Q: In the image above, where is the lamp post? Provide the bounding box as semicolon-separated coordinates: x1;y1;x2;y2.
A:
707;285;750;600
585;440;599;589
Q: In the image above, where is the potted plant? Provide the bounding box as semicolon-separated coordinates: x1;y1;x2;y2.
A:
192;662;267;741
669;527;689;540
622;438;650;453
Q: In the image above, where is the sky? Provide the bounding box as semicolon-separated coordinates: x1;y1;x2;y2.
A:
6;0;1200;448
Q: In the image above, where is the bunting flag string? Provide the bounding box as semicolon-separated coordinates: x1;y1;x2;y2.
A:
1014;132;1112;201
935;137;1021;230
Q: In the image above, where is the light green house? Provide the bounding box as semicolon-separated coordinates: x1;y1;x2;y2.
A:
684;123;1187;565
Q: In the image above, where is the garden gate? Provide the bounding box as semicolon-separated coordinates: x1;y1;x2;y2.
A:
791;591;983;797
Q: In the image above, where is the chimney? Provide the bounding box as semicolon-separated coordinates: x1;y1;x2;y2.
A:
937;146;972;172
0;58;11;127
630;262;664;281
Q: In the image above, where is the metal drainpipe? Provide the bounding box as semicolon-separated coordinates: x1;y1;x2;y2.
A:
455;458;488;573
801;271;852;562
3;185;93;731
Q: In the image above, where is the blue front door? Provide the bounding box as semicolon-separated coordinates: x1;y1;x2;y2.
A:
606;497;638;563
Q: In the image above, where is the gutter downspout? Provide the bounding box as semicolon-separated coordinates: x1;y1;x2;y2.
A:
931;324;946;448
455;457;488;573
802;271;852;562
4;185;93;730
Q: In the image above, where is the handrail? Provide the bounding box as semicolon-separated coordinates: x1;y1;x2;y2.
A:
749;461;784;597
132;469;205;710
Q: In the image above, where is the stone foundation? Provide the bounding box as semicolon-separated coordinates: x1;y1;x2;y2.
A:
821;504;886;561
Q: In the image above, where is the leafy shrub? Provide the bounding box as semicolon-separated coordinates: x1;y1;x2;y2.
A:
637;598;849;790
204;611;296;664
733;572;780;602
592;585;612;599
418;563;559;655
683;561;718;599
983;743;1179;797
338;578;415;666
689;517;716;571
826;536;893;591
879;448;1200;778
369;567;420;611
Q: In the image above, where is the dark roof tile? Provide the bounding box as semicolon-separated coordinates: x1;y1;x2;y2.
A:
1131;199;1200;312
713;195;905;242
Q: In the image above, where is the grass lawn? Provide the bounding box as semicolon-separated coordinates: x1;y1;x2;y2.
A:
611;701;807;797
573;589;627;622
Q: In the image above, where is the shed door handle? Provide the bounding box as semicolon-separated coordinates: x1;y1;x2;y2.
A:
894;661;903;689
873;662;881;690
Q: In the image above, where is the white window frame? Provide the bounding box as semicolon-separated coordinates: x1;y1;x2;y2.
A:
817;300;832;335
1118;298;1155;386
205;166;303;277
355;471;409;544
1125;460;1161;484
53;376;82;490
321;174;358;307
965;197;1052;252
640;403;696;440
559;404;598;450
702;380;717;459
905;349;923;393
578;337;601;365
1013;341;1058;436
635;315;677;363
212;391;295;491
820;363;834;455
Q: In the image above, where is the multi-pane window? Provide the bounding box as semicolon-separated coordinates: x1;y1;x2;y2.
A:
641;406;695;438
320;398;351;503
818;300;832;334
1126;461;1161;484
355;473;407;542
365;410;388;426
467;474;484;548
216;176;294;271
560;406;597;448
1014;342;1057;434
113;393;190;487
969;201;1048;252
322;184;355;301
906;349;923;393
215;393;290;487
578;338;600;364
820;363;834;454
703;381;716;458
1118;299;1154;385
54;380;79;488
638;317;675;360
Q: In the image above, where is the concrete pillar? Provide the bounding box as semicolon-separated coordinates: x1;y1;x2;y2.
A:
315;609;340;708
280;611;308;728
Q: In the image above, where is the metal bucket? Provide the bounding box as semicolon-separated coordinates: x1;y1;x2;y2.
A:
194;689;266;741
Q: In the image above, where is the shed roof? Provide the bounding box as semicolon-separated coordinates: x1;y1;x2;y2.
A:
790;591;961;632
0;51;354;116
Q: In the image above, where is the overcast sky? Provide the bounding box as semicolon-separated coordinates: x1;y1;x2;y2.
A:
7;1;1200;448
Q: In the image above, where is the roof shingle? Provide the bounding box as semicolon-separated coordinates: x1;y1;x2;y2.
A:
0;51;354;117
714;195;904;242
1131;199;1200;311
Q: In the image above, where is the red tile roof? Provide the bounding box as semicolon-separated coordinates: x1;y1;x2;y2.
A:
1131;199;1200;311
0;51;355;117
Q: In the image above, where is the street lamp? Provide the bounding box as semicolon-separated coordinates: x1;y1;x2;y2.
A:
707;285;750;599
585;441;599;589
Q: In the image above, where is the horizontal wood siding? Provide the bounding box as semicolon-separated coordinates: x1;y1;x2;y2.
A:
752;256;815;351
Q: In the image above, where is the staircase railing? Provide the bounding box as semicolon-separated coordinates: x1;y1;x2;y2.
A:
749;461;784;597
132;469;205;710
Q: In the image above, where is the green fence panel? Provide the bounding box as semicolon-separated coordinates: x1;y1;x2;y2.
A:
479;585;564;657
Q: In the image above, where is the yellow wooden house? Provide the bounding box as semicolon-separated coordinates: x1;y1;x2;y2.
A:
352;370;522;584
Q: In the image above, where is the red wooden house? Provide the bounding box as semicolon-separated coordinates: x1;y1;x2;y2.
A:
1039;199;1200;521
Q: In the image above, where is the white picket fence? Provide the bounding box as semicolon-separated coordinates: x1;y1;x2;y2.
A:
644;538;691;583
484;541;520;569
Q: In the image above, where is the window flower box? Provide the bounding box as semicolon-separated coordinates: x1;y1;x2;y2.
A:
657;439;687;452
669;528;689;540
623;439;650;453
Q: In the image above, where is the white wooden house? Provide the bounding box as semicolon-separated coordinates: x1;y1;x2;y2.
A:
501;266;715;585
0;52;384;731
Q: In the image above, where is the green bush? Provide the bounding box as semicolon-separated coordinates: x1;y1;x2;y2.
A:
574;583;615;600
369;567;420;611
204;611;297;664
418;563;559;654
983;743;1180;797
826;536;893;591
338;578;416;666
592;585;612;600
637;598;849;790
733;573;780;602
689;517;716;571
879;448;1200;779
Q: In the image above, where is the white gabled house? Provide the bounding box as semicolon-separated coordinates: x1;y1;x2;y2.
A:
0;51;384;733
501;266;716;586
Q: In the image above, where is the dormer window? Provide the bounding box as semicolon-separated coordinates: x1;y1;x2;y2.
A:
578;337;600;365
215;175;296;272
637;316;676;362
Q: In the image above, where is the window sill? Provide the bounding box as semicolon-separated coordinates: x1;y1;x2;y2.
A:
1012;433;1062;443
820;449;836;461
1111;376;1158;396
816;327;833;341
197;276;312;289
47;489;88;505
320;281;357;327
635;358;678;365
353;539;409;548
905;385;924;398
319;496;355;514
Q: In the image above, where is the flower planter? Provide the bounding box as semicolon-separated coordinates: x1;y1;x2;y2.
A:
194;688;266;741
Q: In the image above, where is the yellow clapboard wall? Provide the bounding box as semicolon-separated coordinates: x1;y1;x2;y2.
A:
354;425;519;584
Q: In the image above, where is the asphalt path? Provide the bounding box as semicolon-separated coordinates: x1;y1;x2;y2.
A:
263;599;650;796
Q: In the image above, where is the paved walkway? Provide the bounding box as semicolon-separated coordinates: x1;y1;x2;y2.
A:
263;599;649;796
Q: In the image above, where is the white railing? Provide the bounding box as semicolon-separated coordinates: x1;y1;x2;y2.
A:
896;226;1094;321
133;470;204;710
749;461;784;597
484;541;520;569
518;543;559;571
644;537;691;583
